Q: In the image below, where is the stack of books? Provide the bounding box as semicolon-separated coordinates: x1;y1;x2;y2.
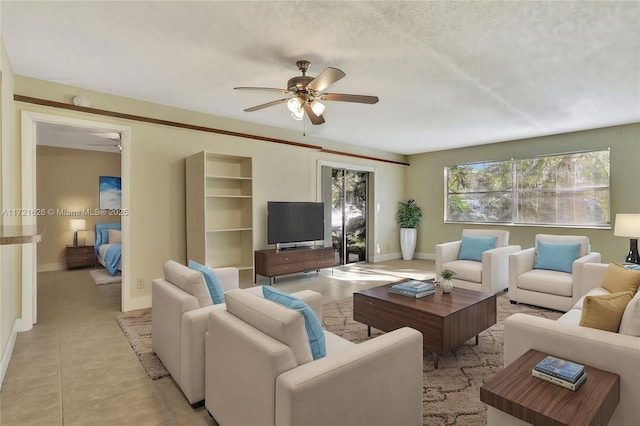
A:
388;280;435;298
532;355;587;391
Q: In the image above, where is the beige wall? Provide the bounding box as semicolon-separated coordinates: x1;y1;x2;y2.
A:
1;34;22;376
407;123;640;263
14;76;408;310
36;145;121;270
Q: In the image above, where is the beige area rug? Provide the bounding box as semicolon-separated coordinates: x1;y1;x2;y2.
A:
90;268;122;285
116;308;169;380
323;294;562;425
117;294;561;424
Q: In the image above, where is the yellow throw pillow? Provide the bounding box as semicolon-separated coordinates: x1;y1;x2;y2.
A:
600;262;640;294
580;291;633;332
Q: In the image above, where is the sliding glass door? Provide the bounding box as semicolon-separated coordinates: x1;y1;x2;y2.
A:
324;167;368;265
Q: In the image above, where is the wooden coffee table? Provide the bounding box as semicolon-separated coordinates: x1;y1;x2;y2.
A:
353;282;496;367
480;349;620;426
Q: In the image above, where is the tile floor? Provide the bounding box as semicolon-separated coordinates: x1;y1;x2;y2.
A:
0;258;434;426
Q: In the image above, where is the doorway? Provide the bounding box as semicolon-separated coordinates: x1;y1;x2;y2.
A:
323;167;369;265
21;111;131;324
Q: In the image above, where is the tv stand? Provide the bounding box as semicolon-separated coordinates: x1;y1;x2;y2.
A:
254;246;335;284
276;243;312;251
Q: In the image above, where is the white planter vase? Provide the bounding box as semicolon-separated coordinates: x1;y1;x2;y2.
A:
441;278;453;294
400;228;417;260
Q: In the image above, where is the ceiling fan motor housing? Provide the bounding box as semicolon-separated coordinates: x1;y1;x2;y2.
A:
287;75;315;94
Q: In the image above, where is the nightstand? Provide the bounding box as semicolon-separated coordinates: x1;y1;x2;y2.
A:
66;245;95;270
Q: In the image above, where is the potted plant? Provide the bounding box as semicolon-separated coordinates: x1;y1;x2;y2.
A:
440;268;456;293
396;199;423;260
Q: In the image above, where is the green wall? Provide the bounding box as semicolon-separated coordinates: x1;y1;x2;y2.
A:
407;123;640;263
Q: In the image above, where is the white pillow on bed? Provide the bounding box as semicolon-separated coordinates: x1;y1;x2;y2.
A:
108;229;122;244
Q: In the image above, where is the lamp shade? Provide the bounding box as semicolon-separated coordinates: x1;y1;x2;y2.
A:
310;100;326;116
290;109;304;121
614;214;640;237
287;97;302;113
69;219;86;231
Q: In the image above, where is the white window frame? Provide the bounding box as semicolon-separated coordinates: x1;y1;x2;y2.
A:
444;149;610;229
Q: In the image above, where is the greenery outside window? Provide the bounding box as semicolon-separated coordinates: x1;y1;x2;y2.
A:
445;149;610;228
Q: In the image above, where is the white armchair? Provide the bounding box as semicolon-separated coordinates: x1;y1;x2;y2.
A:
205;289;424;426
151;260;321;406
435;229;521;294
508;234;601;312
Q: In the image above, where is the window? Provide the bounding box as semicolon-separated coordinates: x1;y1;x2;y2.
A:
445;149;610;228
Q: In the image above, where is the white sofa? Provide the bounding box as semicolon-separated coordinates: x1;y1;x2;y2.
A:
492;263;640;425
435;229;521;294
508;234;601;312
205;289;424;426
151;260;321;405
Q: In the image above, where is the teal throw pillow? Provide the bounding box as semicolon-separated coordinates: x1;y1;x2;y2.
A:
262;286;326;360
188;260;225;304
534;241;581;274
458;235;498;262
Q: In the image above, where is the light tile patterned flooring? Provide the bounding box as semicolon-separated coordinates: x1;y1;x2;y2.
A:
0;259;434;426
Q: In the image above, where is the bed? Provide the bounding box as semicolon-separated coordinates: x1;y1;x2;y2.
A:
95;222;122;275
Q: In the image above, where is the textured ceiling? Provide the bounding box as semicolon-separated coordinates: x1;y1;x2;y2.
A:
3;1;639;155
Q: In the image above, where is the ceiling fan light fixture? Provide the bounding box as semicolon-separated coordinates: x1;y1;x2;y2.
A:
287;97;303;113
310;100;326;116
291;110;304;121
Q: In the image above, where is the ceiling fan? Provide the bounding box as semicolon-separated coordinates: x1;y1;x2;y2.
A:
88;131;122;152
235;60;379;125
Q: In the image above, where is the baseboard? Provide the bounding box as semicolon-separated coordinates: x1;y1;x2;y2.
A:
38;262;64;272
415;252;435;260
0;319;19;391
123;295;152;312
370;252;401;262
370;252;435;262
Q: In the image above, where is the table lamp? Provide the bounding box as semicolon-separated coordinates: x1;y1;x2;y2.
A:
614;213;640;264
69;219;86;247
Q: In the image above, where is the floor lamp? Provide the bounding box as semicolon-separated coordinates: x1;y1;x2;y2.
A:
69;219;86;247
614;213;640;264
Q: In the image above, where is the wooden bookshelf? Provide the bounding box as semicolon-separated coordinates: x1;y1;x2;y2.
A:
186;152;253;284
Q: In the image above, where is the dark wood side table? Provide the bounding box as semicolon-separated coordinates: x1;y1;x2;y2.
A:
66;245;95;270
480;349;620;426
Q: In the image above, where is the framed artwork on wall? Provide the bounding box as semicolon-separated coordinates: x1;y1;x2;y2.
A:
99;176;122;209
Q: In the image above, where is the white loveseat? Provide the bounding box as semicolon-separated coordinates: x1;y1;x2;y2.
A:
205;289;424;426
151;260;321;405
492;263;640;425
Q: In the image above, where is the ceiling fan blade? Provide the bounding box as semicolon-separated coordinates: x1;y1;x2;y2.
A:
320;93;379;104
303;104;326;125
244;98;289;112
307;67;346;93
234;87;292;94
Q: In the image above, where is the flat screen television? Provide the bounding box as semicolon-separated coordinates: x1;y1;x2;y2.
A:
268;201;325;246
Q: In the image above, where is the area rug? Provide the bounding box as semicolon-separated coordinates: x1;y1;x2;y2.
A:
90;268;122;285
116;294;561;424
116;308;169;380
322;294;562;425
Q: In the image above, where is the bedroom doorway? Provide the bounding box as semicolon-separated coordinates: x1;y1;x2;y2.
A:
21;111;131;321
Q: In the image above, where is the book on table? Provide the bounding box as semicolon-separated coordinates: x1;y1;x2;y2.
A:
388;288;435;298
391;280;435;293
532;368;587;391
533;355;585;383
